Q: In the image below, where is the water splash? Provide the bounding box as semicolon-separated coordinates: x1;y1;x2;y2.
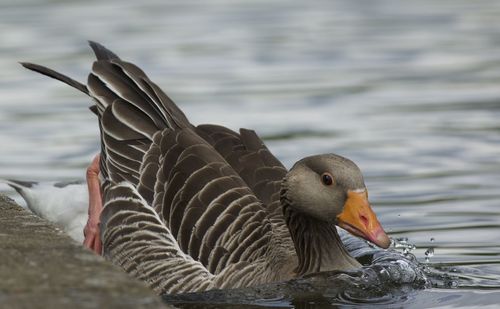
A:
391;237;417;256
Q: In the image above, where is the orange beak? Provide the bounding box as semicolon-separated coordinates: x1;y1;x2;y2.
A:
336;190;391;249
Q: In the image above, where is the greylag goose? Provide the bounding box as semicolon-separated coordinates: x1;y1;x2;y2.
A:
21;42;390;294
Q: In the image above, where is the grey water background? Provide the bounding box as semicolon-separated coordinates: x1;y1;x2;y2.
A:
1;0;500;307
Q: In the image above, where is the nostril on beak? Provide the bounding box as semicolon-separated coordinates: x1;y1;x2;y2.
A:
360;215;368;227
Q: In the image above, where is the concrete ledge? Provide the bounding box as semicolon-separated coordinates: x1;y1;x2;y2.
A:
0;194;170;309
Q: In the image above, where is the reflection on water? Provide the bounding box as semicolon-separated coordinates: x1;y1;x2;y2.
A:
1;0;500;307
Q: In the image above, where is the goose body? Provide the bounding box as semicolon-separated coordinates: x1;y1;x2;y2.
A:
5;180;87;242
22;42;390;294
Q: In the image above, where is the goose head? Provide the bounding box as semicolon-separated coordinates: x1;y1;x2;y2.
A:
283;153;391;249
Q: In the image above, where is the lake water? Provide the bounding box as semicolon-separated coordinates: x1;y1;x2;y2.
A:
1;0;500;307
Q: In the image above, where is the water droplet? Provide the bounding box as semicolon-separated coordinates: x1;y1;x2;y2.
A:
424;247;434;262
430;237;435;242
447;280;458;288
396;237;408;243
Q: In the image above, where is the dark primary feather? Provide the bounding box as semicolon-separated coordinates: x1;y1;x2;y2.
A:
88;40;120;60
20;62;89;95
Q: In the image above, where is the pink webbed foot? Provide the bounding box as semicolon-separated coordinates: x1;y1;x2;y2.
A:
83;154;103;255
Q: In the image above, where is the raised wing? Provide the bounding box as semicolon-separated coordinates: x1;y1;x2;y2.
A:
86;41;192;190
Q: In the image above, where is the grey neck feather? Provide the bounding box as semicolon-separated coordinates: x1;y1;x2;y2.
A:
280;181;361;276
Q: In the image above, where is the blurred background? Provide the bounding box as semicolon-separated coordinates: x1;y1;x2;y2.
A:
1;0;500;306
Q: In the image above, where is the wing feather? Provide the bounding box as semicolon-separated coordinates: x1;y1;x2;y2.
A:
100;183;216;294
148;128;275;274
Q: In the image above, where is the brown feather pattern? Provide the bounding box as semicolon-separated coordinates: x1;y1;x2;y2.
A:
22;42;368;295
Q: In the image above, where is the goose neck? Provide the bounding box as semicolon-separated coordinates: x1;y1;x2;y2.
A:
280;182;360;275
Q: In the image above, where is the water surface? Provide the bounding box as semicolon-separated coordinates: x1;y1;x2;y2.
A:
1;0;500;307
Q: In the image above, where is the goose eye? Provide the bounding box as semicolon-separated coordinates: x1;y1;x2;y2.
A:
321;173;333;186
